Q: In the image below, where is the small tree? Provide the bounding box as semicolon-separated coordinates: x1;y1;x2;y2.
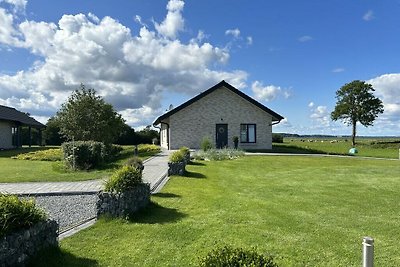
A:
331;80;383;146
54;84;125;144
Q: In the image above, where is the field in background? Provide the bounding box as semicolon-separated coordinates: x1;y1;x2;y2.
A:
270;137;400;159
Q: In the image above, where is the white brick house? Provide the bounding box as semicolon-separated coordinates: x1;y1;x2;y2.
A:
153;81;284;150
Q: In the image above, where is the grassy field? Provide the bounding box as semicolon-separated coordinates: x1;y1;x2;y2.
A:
31;156;400;266
268;137;400;159
0;145;159;183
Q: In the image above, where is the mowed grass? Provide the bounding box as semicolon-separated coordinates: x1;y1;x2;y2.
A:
271;138;400;159
0;145;159;183
31;156;400;266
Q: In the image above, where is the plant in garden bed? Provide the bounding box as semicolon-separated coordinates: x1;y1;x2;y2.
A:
124;156;144;172
0;194;47;237
198;246;278;267
12;148;62;161
168;150;187;176
232;136;239;149
194;148;245;161
179;146;191;163
104;165;143;193
169;150;185;163
200;137;213;151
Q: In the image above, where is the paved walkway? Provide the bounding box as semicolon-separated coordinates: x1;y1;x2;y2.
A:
0;150;171;195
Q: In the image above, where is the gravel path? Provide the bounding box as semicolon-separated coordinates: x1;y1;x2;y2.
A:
25;194;98;232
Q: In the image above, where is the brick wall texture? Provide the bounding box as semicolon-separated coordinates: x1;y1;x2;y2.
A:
160;85;274;150
0;121;13;149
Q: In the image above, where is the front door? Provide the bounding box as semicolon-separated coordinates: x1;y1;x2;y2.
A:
216;124;228;148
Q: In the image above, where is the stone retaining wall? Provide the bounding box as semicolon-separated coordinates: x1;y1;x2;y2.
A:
0;220;58;267
97;183;150;218
168;161;186;176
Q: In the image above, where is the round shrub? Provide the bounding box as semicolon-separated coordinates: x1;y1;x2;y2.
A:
199;246;278;267
169;150;185;163
201;137;213;151
0;194;47;237
179;146;190;156
104;165;143;193
125;156;144;172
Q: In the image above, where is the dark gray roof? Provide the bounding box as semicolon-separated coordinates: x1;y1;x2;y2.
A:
0;105;45;128
153;80;284;126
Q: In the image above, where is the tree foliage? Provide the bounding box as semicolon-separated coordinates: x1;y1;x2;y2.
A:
54;84;125;144
331;80;383;146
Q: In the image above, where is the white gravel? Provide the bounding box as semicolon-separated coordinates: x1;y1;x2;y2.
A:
27;194;98;232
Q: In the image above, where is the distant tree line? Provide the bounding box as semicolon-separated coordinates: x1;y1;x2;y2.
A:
41;120;159;146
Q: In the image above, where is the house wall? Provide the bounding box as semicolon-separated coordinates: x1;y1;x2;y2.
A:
0;120;13;149
164;86;273;150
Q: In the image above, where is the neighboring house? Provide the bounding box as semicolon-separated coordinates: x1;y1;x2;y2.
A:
0;105;46;149
153;80;284;150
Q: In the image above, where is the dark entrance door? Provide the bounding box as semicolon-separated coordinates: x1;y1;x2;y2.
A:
216;124;228;148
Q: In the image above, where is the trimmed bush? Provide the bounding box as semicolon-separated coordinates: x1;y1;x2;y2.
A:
0;194;47;238
62;140;105;170
272;133;284;143
104;165;143;193
199;246;278;267
12;148;62;161
103;144;123;161
201;137;213;151
179;146;191;163
138;144;161;153
125;156;144;172
169;150;185;163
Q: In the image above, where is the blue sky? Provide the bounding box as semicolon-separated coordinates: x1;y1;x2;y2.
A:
1;0;400;136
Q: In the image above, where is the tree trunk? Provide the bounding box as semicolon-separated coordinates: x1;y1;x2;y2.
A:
352;120;357;147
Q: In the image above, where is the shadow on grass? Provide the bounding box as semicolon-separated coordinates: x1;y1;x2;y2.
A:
247;144;326;154
153;192;181;198
185;171;206;179
28;245;99;267
128;201;187;224
187;161;205;166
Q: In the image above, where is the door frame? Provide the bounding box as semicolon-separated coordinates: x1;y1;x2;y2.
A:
215;124;228;149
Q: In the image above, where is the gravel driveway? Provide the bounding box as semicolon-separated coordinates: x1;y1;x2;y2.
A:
28;194;98;232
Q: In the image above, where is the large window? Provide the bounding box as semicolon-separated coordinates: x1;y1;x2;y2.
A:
240;124;256;143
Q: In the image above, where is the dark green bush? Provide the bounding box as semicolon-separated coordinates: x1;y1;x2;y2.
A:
272;133;284;143
104;165;143;193
104;144;123;161
62;140;105;170
199;246;278;267
125;156;144;172
169;150;185;163
201;137;213;151
0;194;47;237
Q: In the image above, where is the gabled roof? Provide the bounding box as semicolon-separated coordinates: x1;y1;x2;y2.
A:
153;80;284;126
0;105;45;128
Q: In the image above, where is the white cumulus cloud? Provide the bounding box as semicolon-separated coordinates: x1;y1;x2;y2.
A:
154;0;185;39
225;28;240;38
363;10;374;21
0;0;248;128
367;73;400;134
251;81;291;102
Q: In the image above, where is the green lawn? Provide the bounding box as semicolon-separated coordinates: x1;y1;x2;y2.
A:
0;146;159;183
31;156;400;266
268;138;400;159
